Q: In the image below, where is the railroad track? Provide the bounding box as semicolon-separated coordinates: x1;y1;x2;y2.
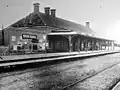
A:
0;52;120;90
1;58;120;90
60;61;120;90
112;81;120;90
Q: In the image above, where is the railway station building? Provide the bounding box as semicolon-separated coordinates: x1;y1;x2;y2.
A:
0;3;114;53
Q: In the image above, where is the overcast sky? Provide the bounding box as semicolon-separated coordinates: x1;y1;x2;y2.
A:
0;0;120;43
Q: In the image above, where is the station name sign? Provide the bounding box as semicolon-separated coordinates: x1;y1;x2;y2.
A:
22;34;37;39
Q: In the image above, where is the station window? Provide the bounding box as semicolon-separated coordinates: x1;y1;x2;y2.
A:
20;36;22;40
12;36;16;41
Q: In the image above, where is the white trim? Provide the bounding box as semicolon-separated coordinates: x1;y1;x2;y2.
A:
48;31;78;35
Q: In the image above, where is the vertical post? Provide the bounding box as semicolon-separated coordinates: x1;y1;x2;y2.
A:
105;41;106;50
109;41;112;50
94;40;97;51
85;39;88;51
88;40;91;51
99;41;101;50
96;40;98;50
112;41;114;50
31;43;33;53
92;40;94;51
96;40;98;51
111;42;113;50
82;40;84;51
113;41;114;50
93;40;94;51
83;39;86;51
69;35;72;53
80;39;82;51
98;41;101;50
77;38;80;52
101;41;103;50
93;40;95;51
111;41;113;50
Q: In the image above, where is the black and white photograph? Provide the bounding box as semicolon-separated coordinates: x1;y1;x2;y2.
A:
0;0;120;90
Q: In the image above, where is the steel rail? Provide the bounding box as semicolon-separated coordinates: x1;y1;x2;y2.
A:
60;61;120;90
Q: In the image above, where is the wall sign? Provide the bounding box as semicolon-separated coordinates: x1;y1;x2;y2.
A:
22;34;37;39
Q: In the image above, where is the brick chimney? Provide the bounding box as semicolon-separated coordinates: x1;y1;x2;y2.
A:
33;3;40;13
86;22;90;28
51;9;56;17
44;7;50;15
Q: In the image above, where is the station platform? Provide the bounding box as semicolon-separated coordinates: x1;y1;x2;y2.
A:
0;50;119;67
0;50;119;61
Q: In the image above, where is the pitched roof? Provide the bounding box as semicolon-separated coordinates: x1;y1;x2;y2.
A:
11;12;95;35
39;13;95;35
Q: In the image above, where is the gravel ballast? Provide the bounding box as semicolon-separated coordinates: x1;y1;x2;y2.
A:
68;63;120;90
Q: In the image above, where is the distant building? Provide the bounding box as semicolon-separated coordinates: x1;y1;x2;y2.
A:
1;3;114;53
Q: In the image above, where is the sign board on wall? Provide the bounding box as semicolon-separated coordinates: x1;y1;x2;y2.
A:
43;35;46;39
13;45;17;50
22;34;37;39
